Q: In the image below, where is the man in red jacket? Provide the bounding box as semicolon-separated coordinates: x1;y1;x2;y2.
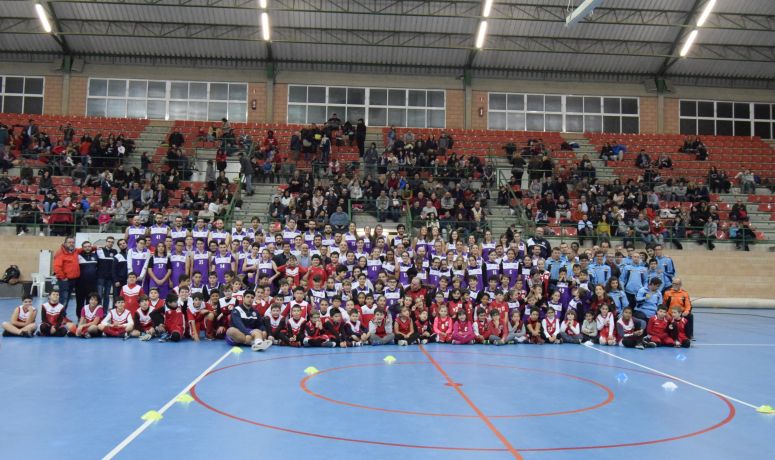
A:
53;237;80;314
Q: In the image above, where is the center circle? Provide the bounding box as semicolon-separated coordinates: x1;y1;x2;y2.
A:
300;361;614;419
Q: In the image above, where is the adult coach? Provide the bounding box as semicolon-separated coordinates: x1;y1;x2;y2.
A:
663;277;693;339
53;236;80;314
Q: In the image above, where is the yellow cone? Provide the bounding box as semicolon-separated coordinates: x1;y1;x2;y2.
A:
383;355;397;364
230;346;243;355
141;410;163;422
756;405;775;414
304;366;319;375
175;393;194;404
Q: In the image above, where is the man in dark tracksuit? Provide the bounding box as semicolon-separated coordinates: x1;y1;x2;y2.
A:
96;237;117;308
112;239;129;308
76;241;99;319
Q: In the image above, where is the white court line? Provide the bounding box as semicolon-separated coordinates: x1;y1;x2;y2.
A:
695;343;775;347
583;343;760;410
103;348;234;460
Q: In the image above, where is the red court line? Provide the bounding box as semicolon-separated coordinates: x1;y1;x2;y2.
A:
419;345;523;460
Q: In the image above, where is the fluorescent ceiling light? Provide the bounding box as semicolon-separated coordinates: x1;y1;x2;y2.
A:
475;21;487;49
259;0;267;9
261;12;270;41
483;0;494;18
565;0;604;27
35;3;52;33
696;0;716;27
679;29;699;57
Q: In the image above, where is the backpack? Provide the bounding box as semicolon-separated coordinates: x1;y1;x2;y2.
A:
2;265;20;285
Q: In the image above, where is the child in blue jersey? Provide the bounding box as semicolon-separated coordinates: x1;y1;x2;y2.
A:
621;253;647;309
634;278;663;322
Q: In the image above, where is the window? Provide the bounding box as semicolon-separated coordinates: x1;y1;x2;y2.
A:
287;86;446;128
86;78;248;121
488;93;638;133
0;76;44;114
679;99;772;139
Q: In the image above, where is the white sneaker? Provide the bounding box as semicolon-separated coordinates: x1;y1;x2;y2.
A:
251;339;272;352
17;231;25;236
398;339;408;346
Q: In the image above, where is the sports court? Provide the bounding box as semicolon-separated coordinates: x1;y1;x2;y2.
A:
1;301;772;459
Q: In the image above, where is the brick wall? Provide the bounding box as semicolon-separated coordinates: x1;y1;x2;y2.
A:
247;82;267;123
639;96;658;134
471;90;488;130
445;89;465;129
68;76;88;116
43;75;63;115
273;83;288;124
664;98;680;134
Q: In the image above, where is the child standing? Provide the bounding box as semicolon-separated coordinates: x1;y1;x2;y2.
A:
2;295;37;337
433;305;454;343
541;307;562;344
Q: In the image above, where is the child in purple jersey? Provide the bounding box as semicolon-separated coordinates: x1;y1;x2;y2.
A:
127;237;151;282
147;242;172;299
169;240;189;288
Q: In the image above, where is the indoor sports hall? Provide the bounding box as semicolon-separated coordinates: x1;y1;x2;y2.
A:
0;1;773;460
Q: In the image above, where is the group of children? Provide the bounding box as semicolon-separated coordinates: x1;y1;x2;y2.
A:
2;220;693;352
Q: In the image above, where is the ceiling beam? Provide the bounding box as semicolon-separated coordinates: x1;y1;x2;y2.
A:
656;0;703;76
45;0;775;31
31;0;72;55
2;18;773;63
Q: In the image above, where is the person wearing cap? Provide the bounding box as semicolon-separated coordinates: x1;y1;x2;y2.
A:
226;290;272;351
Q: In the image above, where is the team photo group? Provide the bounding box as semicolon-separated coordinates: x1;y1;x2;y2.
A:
2;214;693;352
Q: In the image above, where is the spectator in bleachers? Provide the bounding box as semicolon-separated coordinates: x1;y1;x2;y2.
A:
735;169;756;194
635;150;651;169
168;129;184;148
355;119;367;157
733;222;756;251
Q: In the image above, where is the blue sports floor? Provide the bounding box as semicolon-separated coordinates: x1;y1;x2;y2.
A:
1;300;773;460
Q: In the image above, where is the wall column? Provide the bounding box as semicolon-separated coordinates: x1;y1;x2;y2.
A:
61;72;70;115
463;69;472;129
657;93;665;133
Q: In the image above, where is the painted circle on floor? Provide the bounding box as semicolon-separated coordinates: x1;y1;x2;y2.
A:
299;361;614;418
190;350;736;452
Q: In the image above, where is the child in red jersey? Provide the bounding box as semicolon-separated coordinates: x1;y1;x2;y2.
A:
394;305;417;346
160;294;186;342
415;309;435;344
368;307;395;345
506;309;527;344
147;287;165;311
616;306;654;349
188;293;215;341
596;303;617;346
2;295;37;337
433;305;454;343
525;308;544;344
647;305;673;347
76;293;104;338
490;291;510;325
485;309;508;345
264;303;288;345
99;298;134;339
38;291;75;337
473;307;489;343
541;307;562;344
451;309;476;345
284;287;310;318
345;309;369;346
121;273;144;315
559;309;583;344
131;296;158;341
667;306;691;348
324;309;348;347
284;305;306;347
304;311;334;347
216;288;237;338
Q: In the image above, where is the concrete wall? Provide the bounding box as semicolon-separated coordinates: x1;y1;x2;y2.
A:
0;236;62;282
3;62;775;133
671;253;775;301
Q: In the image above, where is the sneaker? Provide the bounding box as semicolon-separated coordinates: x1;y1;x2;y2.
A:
66;331;76;337
421;339;428;344
398;339;408;346
353;341;363;347
158;332;170;343
1;330;10;337
251;339;272;352
17;230;25;236
635;344;645;350
645;341;657;348
84;333;91;339
322;340;336;348
140;332;152;341
123;332;130;340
